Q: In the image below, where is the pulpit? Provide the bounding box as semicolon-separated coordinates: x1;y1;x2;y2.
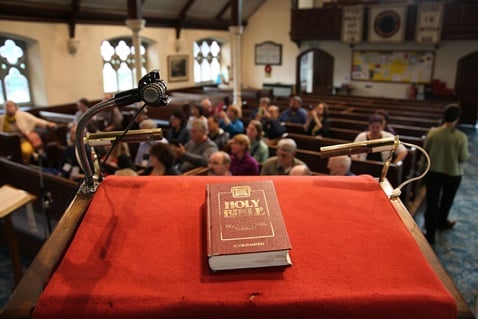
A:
2;175;471;319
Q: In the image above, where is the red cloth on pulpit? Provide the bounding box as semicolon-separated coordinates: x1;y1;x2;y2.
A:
33;175;456;319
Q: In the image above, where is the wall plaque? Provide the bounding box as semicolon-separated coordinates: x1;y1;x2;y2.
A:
255;41;282;65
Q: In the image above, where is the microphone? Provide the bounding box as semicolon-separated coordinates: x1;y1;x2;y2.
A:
319;136;399;158
84;128;164;146
76;69;171;193
112;70;171;107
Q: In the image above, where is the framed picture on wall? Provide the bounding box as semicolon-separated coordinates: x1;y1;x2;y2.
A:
168;55;188;82
255;41;282;65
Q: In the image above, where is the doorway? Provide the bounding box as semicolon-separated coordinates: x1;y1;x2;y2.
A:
455;51;478;125
296;48;334;95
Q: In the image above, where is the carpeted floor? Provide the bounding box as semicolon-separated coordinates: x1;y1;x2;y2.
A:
1;126;477;314
414;124;478;314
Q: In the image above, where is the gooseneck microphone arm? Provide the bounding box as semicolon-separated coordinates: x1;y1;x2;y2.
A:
75;70;170;193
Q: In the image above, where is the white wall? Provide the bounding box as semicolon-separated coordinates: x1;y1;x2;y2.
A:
1;0;477;104
241;0;299;90
0;20;231;106
242;1;478;99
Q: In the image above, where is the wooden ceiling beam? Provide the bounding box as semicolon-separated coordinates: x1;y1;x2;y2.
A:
127;0;142;20
216;2;230;20
0;0;246;31
68;0;81;38
176;0;197;39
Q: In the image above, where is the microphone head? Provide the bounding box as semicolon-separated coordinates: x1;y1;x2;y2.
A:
138;70;170;107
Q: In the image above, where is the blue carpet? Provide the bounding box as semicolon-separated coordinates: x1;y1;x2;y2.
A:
414;125;478;314
0;247;31;309
1;128;477;314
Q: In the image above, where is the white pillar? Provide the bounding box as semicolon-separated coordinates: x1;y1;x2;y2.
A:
229;25;243;107
126;19;146;84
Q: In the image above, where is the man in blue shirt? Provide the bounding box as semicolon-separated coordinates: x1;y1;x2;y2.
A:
278;96;307;124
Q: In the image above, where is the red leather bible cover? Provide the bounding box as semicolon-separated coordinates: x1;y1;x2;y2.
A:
206;180;292;270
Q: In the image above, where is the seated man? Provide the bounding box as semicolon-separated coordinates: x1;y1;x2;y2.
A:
327;155;355;176
208;151;232;176
262;105;286;142
250;97;271;120
289;164;312;176
278;96;307;124
172;118;218;173
352;114;407;164
0;100;57;163
207;115;229;151
260;138;307;175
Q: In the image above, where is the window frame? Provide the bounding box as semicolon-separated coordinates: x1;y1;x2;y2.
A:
0;35;33;105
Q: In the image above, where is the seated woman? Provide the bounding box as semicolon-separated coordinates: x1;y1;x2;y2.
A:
134;119;168;168
186;103;207;130
229;134;259;176
246;120;269;163
167;109;190;146
140;143;180;176
218;104;244;137
352;114;407;164
303;102;331;137
99;142;136;176
374;108;397;135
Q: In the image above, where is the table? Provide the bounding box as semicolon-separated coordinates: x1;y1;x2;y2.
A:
0;185;36;285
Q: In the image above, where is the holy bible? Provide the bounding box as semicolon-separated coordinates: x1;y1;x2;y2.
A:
206;180;292;271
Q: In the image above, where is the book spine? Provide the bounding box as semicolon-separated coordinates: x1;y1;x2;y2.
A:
206;184;213;257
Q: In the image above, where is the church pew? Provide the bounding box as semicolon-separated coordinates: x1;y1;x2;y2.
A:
327;108;440;128
285;133;349;152
282;124;422;197
328;118;429;138
169;91;229;107
301;93;447;114
203;86;272;102
182;166;209;176
38;111;75;124
245;100;439;129
0;158;79;222
274;92;445;119
268;145;403;188
284;123;425;147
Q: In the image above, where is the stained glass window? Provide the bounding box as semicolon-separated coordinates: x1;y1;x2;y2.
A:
0;37;31;104
100;38;147;94
193;39;222;83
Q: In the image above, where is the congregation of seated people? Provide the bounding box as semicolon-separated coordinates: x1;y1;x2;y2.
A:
2;93;423;181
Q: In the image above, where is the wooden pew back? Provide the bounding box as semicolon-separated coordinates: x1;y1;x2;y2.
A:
268;145;403;187
0;158;79;221
0;132;23;163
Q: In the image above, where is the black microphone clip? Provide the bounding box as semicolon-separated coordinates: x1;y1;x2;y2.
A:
138;69;171;107
113;70;171;108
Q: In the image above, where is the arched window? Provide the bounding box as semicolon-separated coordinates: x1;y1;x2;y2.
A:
193;39;222;84
100;38;148;93
0;37;32;105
